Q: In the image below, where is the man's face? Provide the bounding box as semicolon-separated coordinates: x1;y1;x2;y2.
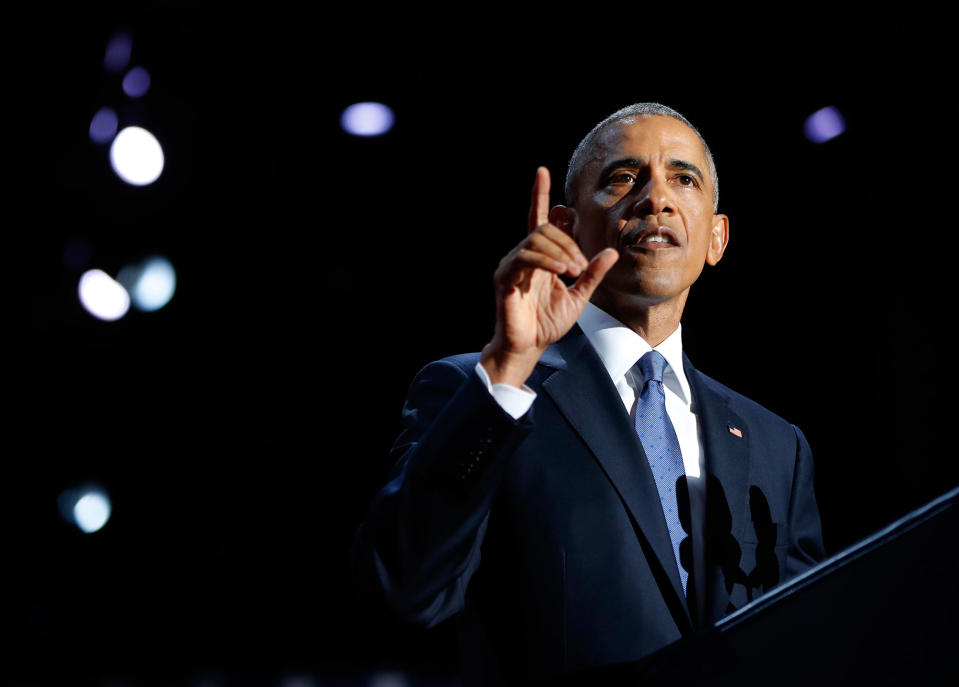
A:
557;115;728;313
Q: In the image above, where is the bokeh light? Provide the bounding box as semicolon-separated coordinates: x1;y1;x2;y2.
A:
89;107;118;144
59;487;112;534
277;676;319;687
340;102;395;137
117;255;177;312
368;671;411;687
78;269;130;321
109;126;165;186
122;66;151;98
63;239;92;271
103;31;133;73
73;492;112;533
804;106;846;143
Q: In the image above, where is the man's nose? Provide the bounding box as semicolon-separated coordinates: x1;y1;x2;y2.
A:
631;176;673;217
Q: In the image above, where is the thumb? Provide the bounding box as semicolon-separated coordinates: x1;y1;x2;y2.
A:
569;248;618;302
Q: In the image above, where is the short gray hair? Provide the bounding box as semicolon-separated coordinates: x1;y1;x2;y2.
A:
564;103;719;211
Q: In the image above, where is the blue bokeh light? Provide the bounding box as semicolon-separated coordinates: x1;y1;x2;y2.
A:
63;239;91;271
103;32;133;73
122;66;151;98
804;106;846;143
89;107;118;144
340;102;395;137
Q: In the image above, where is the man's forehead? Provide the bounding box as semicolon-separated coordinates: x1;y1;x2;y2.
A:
584;115;708;171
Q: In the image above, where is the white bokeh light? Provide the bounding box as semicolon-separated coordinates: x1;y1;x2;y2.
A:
119;255;176;311
110;126;165;186
78;269;130;321
73;491;112;534
340;102;395;137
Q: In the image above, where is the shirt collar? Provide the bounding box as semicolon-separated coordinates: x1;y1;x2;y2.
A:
577;301;691;404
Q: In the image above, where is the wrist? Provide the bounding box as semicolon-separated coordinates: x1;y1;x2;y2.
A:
480;340;544;387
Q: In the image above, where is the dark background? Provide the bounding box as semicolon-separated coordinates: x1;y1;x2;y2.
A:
8;6;958;686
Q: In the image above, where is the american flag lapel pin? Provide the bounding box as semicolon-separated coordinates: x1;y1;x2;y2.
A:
728;424;743;438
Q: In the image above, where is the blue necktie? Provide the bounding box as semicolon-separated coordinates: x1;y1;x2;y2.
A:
634;350;689;594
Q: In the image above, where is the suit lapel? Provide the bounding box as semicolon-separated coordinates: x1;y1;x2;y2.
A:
538;328;692;627
683;355;751;623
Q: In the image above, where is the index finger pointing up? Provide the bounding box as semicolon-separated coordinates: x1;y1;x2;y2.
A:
527;166;551;233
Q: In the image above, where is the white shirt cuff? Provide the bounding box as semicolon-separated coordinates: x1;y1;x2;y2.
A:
474;362;536;420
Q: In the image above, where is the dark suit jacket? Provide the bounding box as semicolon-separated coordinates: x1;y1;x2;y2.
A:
352;325;825;685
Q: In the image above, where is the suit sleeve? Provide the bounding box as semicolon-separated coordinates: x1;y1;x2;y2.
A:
351;357;534;627
785;424;826;577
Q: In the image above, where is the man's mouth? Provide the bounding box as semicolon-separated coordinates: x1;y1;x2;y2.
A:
622;224;681;250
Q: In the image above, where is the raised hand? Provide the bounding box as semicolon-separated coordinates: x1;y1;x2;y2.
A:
480;167;618;387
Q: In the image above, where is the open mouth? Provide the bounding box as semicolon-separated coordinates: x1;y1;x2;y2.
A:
622;224;681;251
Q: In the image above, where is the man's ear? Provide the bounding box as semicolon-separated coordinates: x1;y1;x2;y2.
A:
706;213;729;266
549;205;577;237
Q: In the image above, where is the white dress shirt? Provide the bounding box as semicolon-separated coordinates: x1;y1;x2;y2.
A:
475;302;707;617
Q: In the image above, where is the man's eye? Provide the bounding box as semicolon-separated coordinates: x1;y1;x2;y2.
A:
609;172;636;184
676;174;698;187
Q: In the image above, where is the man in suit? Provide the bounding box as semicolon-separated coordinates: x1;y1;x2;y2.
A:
352;103;825;685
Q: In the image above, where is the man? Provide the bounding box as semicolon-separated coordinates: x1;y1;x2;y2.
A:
352;103;825;685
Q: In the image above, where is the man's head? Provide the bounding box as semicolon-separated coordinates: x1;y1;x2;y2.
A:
564;103;719;211
550;104;729;322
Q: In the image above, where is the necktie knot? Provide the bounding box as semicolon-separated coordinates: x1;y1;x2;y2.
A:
638;350;668;386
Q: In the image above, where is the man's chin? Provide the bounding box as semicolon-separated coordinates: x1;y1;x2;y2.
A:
602;273;684;301
592;277;690;314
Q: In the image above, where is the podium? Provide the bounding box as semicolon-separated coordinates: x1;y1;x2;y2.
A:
550;484;959;685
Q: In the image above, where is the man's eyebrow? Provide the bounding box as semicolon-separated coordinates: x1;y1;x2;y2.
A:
597;157;647;182
667;158;705;183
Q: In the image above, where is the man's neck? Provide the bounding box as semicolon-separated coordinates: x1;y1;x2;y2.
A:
590;290;688;347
